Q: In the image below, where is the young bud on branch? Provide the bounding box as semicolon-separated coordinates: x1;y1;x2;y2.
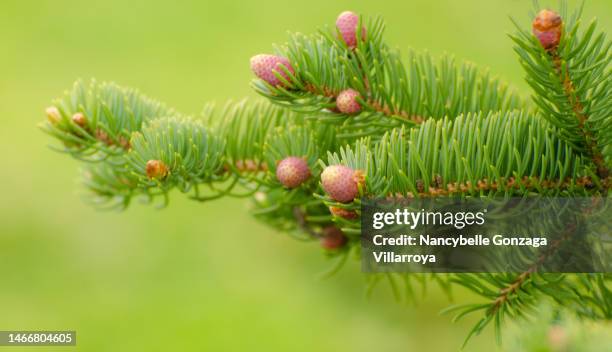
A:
320;226;347;250
336;88;362;114
45;106;61;124
276;156;311;188
321;165;364;203
250;54;295;86
532;9;562;51
329;206;358;219
146;159;169;180
336;11;366;49
71;112;87;127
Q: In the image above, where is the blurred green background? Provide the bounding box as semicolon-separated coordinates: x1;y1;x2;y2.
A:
0;0;610;351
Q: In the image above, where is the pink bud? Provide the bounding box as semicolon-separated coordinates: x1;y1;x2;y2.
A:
276;156;311;188
336;89;362;114
336;11;366;48
321;165;364;203
250;54;295;86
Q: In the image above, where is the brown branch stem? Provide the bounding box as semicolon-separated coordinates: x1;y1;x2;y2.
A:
385;175;594;199
303;83;423;123
489;196;606;315
552;54;610;182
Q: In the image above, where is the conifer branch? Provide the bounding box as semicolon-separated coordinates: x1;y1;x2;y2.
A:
451;195;609;346
39;2;612;347
251;15;525;140
511;5;611;185
550;51;610;180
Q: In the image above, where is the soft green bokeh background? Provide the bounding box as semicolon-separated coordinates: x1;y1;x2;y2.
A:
0;1;610;351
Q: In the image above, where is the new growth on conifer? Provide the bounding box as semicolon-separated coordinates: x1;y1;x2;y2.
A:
40;2;611;346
